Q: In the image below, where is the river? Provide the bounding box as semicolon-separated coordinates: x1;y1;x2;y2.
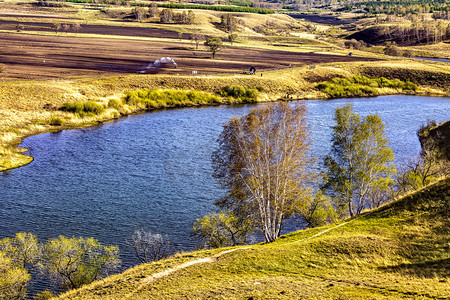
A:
1;95;449;274
413;57;450;63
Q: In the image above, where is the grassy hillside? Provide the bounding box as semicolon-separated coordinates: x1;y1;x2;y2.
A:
60;177;450;299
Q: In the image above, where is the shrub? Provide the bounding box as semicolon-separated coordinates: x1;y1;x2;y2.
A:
59;101;104;116
83;101;105;114
384;42;400;56
39;236;120;291
221;85;246;98
108;99;124;109
124;89;221;109
59;102;85;114
49;116;63;126
0;252;30;300
220;85;259;102
34;290;54;300
317;76;418;98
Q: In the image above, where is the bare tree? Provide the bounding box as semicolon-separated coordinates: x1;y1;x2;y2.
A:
148;2;158;17
228;33;238;46
127;230;173;263
134;7;146;22
71;23;82;33
51;22;61;34
212;102;314;243
160;8;173;24
61;24;70;33
191;33;204;50
397;120;450;193
187;10;195;24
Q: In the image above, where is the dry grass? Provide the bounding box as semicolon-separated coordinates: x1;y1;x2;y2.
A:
402;42;450;59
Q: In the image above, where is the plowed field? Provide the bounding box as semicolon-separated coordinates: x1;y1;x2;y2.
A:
0;31;377;80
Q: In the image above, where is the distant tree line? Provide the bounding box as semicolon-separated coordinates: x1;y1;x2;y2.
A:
381;20;450;45
349;14;450;46
355;0;449;16
159;8;195;24
150;3;274;14
53;0;274;13
219;14;244;33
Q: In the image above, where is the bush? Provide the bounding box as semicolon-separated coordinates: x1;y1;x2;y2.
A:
317;76;418;98
59;102;84;114
83;101;105;114
39;236;120;291
34;290;54;300
108;99;124;109
220;85;259;102
0;252;30;300
384;42;400;56
49;116;63;126
59;101;104;116
124;89;222;109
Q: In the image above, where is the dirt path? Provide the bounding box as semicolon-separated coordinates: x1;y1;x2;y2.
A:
124;219;355;298
124;248;250;299
285;218;357;245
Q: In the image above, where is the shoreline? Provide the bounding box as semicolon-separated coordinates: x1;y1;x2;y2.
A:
1;61;449;172
2;89;448;173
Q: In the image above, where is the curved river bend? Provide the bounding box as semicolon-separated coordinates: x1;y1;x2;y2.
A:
1;95;449;269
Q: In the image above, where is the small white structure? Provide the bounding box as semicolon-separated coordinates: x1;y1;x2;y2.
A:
140;57;177;73
155;57;177;68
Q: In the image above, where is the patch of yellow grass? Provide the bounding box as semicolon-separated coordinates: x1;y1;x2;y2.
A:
402;42;450;59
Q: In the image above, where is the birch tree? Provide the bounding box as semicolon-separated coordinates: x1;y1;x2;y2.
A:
212;102;314;243
323;104;396;217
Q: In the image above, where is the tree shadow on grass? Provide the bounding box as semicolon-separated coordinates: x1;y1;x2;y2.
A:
379;258;450;278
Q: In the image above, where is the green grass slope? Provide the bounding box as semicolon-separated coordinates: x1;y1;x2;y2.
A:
61;177;449;299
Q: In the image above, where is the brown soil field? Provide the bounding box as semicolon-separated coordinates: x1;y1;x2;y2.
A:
0;32;378;80
0;19;184;39
0;12;77;20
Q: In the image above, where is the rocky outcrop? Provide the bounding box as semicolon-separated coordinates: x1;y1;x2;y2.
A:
418;120;450;161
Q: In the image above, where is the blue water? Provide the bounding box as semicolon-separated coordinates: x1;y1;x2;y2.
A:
0;95;449;272
413;57;450;63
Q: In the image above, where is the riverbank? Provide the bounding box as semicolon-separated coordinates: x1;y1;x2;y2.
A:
1;60;449;172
